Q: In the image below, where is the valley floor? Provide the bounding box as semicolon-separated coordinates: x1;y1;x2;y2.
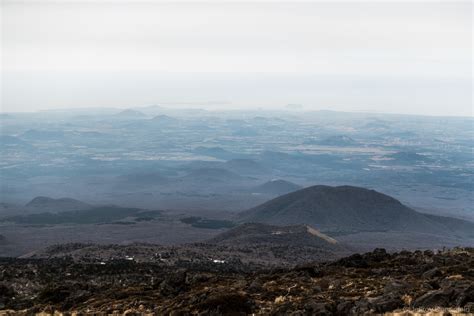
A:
2;208;472;258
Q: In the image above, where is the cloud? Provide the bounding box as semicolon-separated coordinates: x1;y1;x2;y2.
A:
1;1;472;115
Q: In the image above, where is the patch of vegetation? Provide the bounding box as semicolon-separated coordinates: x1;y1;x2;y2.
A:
180;217;235;229
136;210;162;217
135;216;155;222
1;207;143;225
98;221;136;225
180;216;202;224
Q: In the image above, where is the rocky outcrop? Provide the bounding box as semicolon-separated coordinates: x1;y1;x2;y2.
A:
0;248;472;314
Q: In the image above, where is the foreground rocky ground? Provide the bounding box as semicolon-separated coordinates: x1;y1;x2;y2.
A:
0;247;473;315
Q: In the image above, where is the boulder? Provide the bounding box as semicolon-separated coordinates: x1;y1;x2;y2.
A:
413;288;453;308
369;295;404;313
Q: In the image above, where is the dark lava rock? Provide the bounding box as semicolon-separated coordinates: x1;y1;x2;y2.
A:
422;267;442;278
186;272;210;285
37;285;72;304
159;270;187;296
195;293;253;315
453;284;474;306
304;301;333;315
370;295;404;313
294;264;324;278
336;301;354;315
371;248;389;261
413;288;454;308
334;253;368;268
351;299;371;314
334;248;390;268
0;247;472;314
383;280;411;294
0;284;15;308
247;279;263;293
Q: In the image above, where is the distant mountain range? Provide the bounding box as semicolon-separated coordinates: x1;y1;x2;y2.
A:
239;185;474;237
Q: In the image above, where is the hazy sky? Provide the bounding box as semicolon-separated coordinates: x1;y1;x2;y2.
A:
1;0;472;116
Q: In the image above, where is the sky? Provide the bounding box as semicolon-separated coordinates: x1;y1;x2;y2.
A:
1;0;472;116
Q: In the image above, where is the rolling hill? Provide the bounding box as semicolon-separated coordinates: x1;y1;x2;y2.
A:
25;197;92;213
207;222;350;263
209;222;339;248
183;168;243;182
114;109;147;118
151;115;179;124
224;159;268;175
253;179;302;195
239;185;474;237
117;172;169;186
